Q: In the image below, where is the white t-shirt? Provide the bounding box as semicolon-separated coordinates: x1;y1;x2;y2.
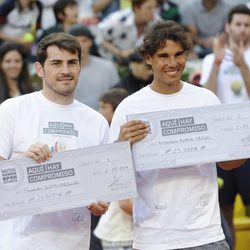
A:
1;5;40;37
110;83;224;250
200;48;250;104
94;201;133;242
0;91;109;250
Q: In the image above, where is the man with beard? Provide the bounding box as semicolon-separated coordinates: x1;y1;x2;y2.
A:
200;4;250;249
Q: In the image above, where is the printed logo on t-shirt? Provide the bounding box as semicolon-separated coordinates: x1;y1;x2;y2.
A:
41;121;79;152
43;122;78;137
51;141;67;153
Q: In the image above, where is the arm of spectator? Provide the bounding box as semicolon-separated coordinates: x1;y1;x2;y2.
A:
0;156;5;160
217;159;247;170
101;40;121;57
116;120;148;144
119;48;135;60
24;143;52;164
119;199;132;215
232;41;250;97
203;61;219;93
101;41;134;60
0;32;23;43
92;0;112;14
239;64;250;97
203;35;225;93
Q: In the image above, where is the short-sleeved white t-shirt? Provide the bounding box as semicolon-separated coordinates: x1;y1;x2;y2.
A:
0;91;109;250
110;83;224;250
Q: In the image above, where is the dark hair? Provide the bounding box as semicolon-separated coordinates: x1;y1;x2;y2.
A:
68;24;101;56
132;0;148;10
53;0;78;23
68;24;94;39
0;42;33;103
100;88;129;111
228;4;250;24
37;32;82;66
139;21;192;68
16;0;35;11
128;52;144;63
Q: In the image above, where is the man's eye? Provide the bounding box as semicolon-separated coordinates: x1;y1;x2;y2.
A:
69;61;78;64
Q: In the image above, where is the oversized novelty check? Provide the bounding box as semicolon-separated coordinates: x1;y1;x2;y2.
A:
0;141;137;220
127;102;250;171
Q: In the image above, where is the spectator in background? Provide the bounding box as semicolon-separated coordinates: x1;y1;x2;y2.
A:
157;0;181;23
94;200;133;250
200;4;250;248
96;87;132;250
97;0;158;63
39;0;78;40
92;0;120;21
115;52;153;94
0;42;33;104
98;88;128;125
69;24;120;110
40;0;57;29
181;0;232;58
0;0;42;45
77;0;99;26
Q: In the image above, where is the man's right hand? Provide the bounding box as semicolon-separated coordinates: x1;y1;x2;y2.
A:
117;120;149;144
24;143;52;163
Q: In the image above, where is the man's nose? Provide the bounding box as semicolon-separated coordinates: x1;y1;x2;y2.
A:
168;57;178;66
61;63;70;74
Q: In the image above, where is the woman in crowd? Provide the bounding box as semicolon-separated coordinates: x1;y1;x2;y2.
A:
0;42;33;103
0;0;42;44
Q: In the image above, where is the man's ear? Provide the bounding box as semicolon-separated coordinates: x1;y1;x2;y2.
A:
145;55;152;66
34;62;44;78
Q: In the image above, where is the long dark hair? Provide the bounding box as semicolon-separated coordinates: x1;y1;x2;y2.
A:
0;42;33;103
16;0;35;12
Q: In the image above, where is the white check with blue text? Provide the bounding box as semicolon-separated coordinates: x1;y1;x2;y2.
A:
127;102;250;171
0;141;137;220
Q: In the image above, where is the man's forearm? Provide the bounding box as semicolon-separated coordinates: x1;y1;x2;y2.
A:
217;159;247;170
239;63;250;96
92;0;112;13
204;60;220;93
101;40;121;57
